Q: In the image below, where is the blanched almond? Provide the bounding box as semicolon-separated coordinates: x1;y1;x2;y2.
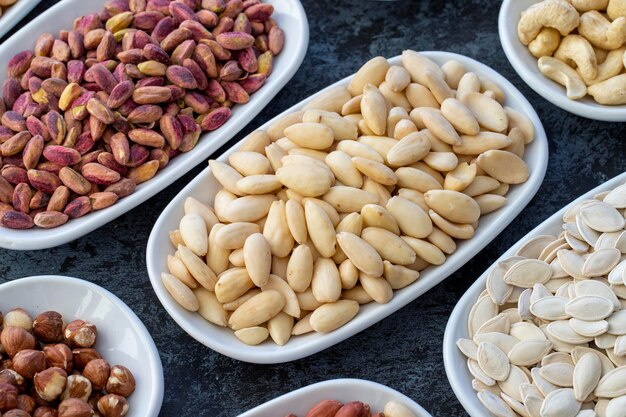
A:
325;151;364;188
215;267;255;303
261;274;301;318
337;231;384;276
361;84;388;135
304;199;337;258
263;200;295;257
207;223;230;275
234;327;269;346
425;190;481;224
178;244;218;290
179;213;208;256
276;163;333;197
383;261;420;289
228;290;285;331
322;186;378;213
267;312;294;346
386;196;433;239
215;222;260;249
310;300;359;333
228;151;271;176
361;204;400;235
477;150;529;185
287;244;314;292
243;233;272;287
284;122;335;150
348;56;390;96
162;273;199;312
361;227;416;265
195;288;228;327
183;197;218;232
285;199;307;244
359;273;393;304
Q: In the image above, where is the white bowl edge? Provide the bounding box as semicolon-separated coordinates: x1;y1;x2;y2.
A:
0;275;164;417
499;0;626;121
146;51;549;364
0;0;42;40
238;378;432;417
0;0;309;250
443;171;626;417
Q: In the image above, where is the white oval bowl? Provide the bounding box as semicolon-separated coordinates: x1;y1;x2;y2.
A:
239;378;432;417
0;0;42;40
0;0;308;250
443;171;626;417
146;51;549;364
0;275;164;416
499;0;626;121
146;52;548;363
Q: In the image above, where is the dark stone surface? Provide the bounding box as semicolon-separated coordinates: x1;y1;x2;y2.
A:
1;0;625;416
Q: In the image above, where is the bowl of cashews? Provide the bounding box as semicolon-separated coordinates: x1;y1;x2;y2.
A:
499;0;626;121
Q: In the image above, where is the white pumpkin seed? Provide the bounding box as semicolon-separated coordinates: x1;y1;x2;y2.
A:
566;296;615;321
469;358;497;386
540;362;575;387
548;321;594;345
595;366;626;398
539;388;581;417
580;202;625;233
510;322;547;341
517;235;558;259
468;293;499;338
607;310;626;336
582;248;621;278
478;389;517;417
605;396;626;417
474;332;520;355
531;296;570;321
478;342;511;381
457;338;479;360
576;214;601;247
532;367;560;396
504;259;553;288
498;365;531;402
569;318;609;338
508;340;553;366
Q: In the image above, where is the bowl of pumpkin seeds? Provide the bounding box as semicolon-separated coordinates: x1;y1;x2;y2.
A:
444;171;626;417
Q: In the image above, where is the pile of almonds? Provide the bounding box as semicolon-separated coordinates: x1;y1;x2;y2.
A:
0;308;135;417
161;50;535;346
457;180;626;417
0;0;284;230
0;0;17;18
292;399;417;417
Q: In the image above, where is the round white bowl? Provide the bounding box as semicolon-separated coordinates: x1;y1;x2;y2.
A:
443;171;626;417
0;275;164;417
0;0;308;250
499;0;626;121
239;378;432;417
147;51;549;364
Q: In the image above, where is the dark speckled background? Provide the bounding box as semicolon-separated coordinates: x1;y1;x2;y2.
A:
1;0;625;416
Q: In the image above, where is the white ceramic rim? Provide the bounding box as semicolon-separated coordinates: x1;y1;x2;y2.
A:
238;378;432;417
0;0;309;250
443;171;626;417
499;0;626;121
0;0;42;40
146;51;549;364
0;274;164;417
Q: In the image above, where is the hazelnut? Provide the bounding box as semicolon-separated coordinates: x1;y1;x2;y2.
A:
13;349;47;379
33;311;64;343
87;391;102;410
3;308;33;331
62;374;92;402
4;409;31;417
1;359;13;370
0;369;26;392
0;382;18;411
82;359;109;391
105;365;135;397
16;393;36;413
33;406;58;417
0;327;37;357
34;367;68;401
58;398;95;417
97;394;129;417
64;321;97;348
30;385;55;407
71;348;101;371
43;344;73;373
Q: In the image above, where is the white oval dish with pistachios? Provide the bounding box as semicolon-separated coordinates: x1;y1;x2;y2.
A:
146;50;548;364
444;171;626;417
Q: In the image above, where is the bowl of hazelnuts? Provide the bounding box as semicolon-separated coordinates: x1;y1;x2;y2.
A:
0;275;163;417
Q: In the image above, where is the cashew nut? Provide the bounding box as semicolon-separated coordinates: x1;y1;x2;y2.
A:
581;46;626;84
538;56;588;99
607;0;626;20
587;73;626;103
578;10;626;50
553;34;598;80
528;27;562;58
518;0;580;45
571;0;609;11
